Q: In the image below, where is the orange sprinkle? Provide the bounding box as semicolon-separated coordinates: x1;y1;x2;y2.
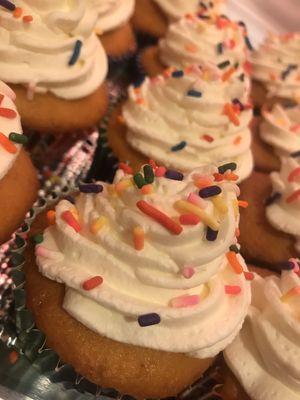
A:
133;226;145;251
136;98;145;105
13;7;22;18
216;16;230;29
0;132;17;153
234;136;242;145
225;172;239;181
117;115;125;124
226;251;243;274
222;67;236;82
269;72;277;81
141;184;153;195
8;350;19;365
47;210;56;226
23;15;33;23
238;200;249;208
281;286;300;302
185;43;198;53
223;103;240;126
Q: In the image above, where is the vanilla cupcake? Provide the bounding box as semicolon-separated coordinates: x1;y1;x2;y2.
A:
0;0;108;134
91;0;136;59
25;164;251;399
254;104;300;172
266;156;300;255
251;32;300;108
224;264;300;400
132;0;226;39
108;63;253;182
0;81;39;244
140;14;252;77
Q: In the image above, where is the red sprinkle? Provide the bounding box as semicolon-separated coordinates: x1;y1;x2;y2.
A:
243;61;253;75
155;166;166;177
23;15;33;23
137;200;183;235
244;271;255;281
82;276;103;291
13;7;22;18
288;167;300;182
0;107;17;119
0;132;17;153
61;210;82;232
179;214;201;225
216;16;230;29
286;190;300;204
225;285;241;295
8;350;19;365
119;162;133;175
202;134;214;143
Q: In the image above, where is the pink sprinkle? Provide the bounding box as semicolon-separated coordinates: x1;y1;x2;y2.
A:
170;294;199;308
288;167;300;182
225;285;242;295
35;246;51;258
155;166;166;177
289;258;300;272
182;266;195;279
244;271;255;281
290;124;300;133
187;192;207;208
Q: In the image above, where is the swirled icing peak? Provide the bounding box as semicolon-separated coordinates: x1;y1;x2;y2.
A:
266;156;300;254
261;104;300;156
225;263;300;400
90;0;135;34
36;164;251;358
0;0;108;100
159;14;252;69
153;0;226;21
122;63;253;181
251;32;300;103
0;81;27;180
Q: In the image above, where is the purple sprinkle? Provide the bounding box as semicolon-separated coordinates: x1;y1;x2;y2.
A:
69;40;82;66
172;70;184;78
199;185;222;198
232;98;244;111
138;313;161;327
165;169;184;181
79;184;103;194
206;227;218;241
278;261;295;270
0;0;15;11
64;195;75;204
187;89;202;98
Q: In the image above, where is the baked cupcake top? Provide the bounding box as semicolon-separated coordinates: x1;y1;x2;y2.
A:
266;155;300;254
0;81;26;180
122;63;253;181
159;14;251;69
153;0;226;21
0;0;107;100
36;164;251;358
91;0;135;35
251;32;300;103
225;263;300;400
261;104;300;156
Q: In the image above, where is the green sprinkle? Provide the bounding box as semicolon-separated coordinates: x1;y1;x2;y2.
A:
229;245;240;253
218;162;237;174
143;165;154;184
32;234;43;244
134;173;146;189
9;132;28;145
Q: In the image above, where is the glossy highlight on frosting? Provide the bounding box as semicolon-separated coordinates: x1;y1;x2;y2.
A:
36;164;251;358
122;63;253;181
0;0;108;100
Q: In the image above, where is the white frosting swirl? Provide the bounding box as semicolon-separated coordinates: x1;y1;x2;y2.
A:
159;15;249;69
0;0;108;100
266;157;300;253
153;0;226;21
123;64;253;181
261;104;300;157
225;269;300;400
90;0;135;34
36;166;251;358
251;33;300;102
0;81;22;181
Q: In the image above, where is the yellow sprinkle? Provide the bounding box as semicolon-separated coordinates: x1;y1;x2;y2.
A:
115;179;133;194
212;196;228;214
276;118;288;127
90;216;107;234
174;200;219;230
232;199;239;219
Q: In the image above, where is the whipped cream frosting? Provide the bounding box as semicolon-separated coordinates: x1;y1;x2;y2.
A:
0;81;22;181
0;0;108;100
266;156;300;253
91;0;135;34
123;64;253;181
225;267;300;400
251;33;300;102
159;14;250;69
261;104;300;156
36;165;251;358
153;0;226;21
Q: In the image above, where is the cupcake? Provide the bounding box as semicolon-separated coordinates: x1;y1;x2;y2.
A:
223;262;300;400
251;32;300;108
238;156;299;269
132;0;226;40
91;0;137;59
108;63;253;182
253;103;300;173
140;14;252;77
25;164;251;399
0;81;39;244
0;0;108;135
